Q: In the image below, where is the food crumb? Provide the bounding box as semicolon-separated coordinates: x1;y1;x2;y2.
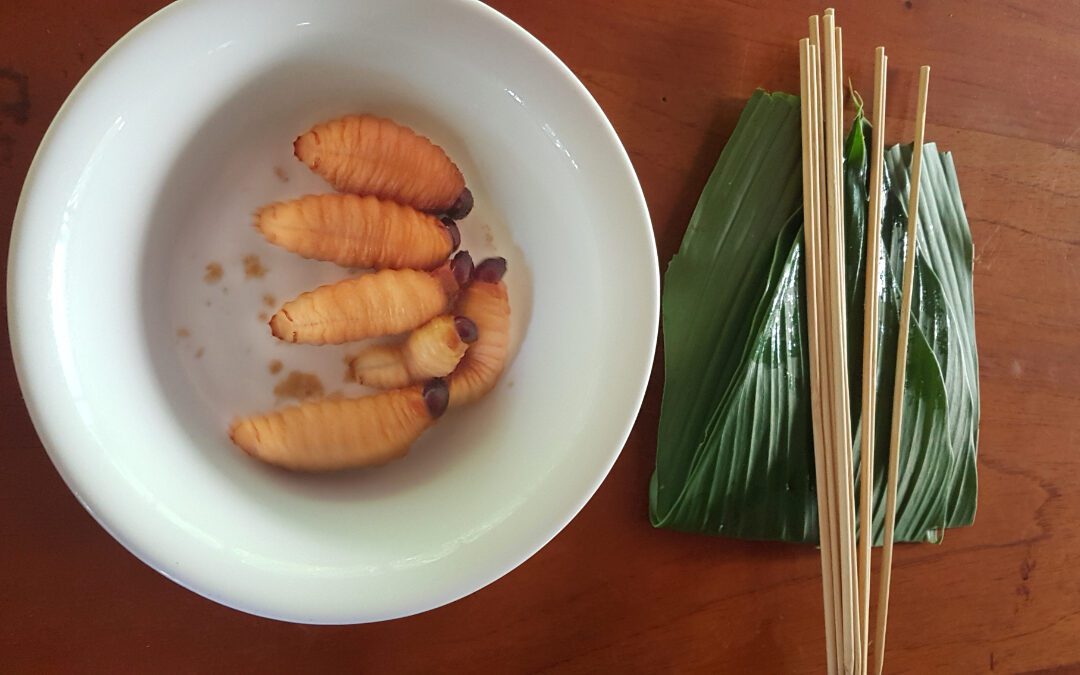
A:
273;166;289;182
262;293;276;307
268;359;283;375
222;286;229;295
273;371;324;401
177;328;190;338
482;226;495;247
204;300;212;307
257;312;268;322
203;262;224;284
243;254;267;279
195;347;204;358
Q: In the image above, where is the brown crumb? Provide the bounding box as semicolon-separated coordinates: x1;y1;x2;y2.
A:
203;262;224;284
273;166;289;182
273;371;324;401
262;293;276;307
243;254;267;279
268;359;283;375
222;286;229;295
195;347;204;358
257;312;268;322
482;226;495;247
177;328;190;338
204;300;212;307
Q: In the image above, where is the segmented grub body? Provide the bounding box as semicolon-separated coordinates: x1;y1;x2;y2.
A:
294;115;466;213
449;266;511;407
256;194;454;270
269;261;466;345
230;381;448;471
350;315;477;389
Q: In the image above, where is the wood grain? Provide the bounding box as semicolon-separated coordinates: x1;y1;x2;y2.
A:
2;1;1078;672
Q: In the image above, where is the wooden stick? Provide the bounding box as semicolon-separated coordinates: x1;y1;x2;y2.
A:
809;16;844;674
821;12;858;674
874;65;931;675
859;45;888;675
801;38;838;675
831;21;862;675
815;15;845;675
835;26;845;145
812;18;842;669
824;9;837;145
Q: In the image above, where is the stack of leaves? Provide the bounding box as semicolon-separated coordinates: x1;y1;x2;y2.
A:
650;90;978;544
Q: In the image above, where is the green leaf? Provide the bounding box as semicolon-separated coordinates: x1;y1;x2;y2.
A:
651;92;979;544
881;142;979;536
651;90;805;534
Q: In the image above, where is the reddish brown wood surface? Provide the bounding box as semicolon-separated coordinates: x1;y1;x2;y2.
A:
2;1;1078;672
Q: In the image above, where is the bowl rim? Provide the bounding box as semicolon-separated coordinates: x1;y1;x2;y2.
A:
8;0;659;623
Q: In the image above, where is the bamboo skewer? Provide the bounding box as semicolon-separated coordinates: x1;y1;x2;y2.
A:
816;64;847;675
809;18;845;674
800;38;839;675
835;24;862;675
811;11;851;674
806;11;934;675
874;65;931;675
809;12;933;675
824;9;843;144
859;46;888;674
821;11;859;674
835;26;844;145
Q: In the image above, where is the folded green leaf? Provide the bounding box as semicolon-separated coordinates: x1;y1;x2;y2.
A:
651;90;979;544
651;90;805;536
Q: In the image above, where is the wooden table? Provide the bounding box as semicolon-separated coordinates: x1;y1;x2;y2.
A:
2;1;1077;672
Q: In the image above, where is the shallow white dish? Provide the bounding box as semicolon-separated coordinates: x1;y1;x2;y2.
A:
9;0;657;623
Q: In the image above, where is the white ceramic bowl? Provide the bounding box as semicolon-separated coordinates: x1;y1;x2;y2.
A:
9;0;657;623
